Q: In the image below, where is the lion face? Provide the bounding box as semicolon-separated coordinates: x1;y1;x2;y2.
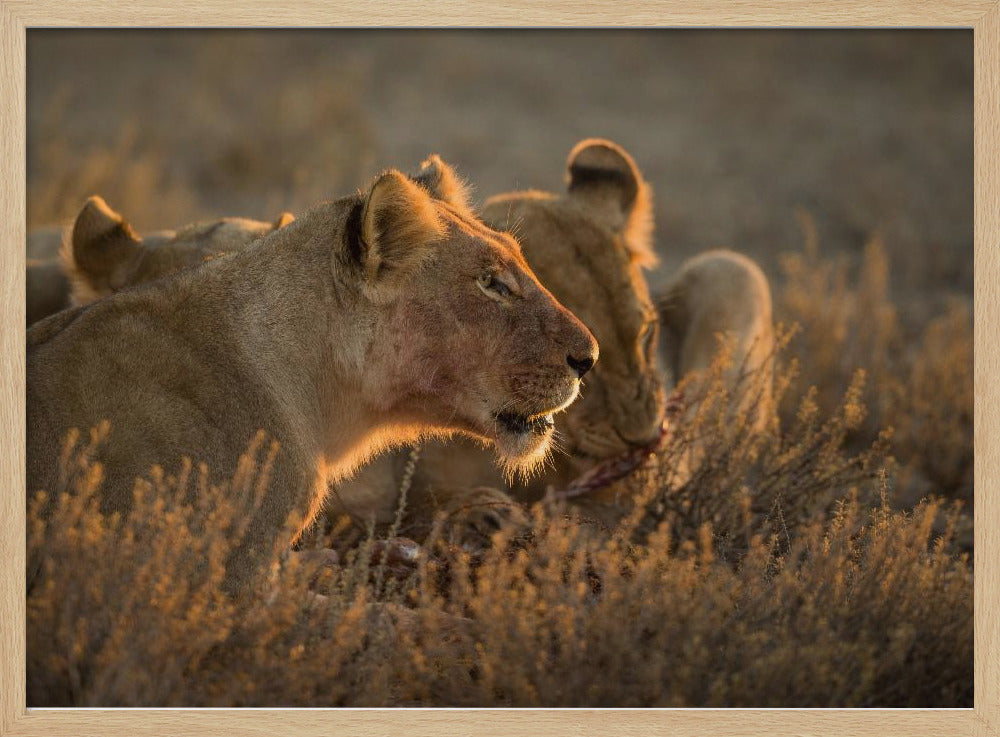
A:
352;166;598;475
64;196;294;306
480;140;666;482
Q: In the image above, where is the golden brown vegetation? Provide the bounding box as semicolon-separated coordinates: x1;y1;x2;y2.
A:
778;213;973;534
28;276;974;706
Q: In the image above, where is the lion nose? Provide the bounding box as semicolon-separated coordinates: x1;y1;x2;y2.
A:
558;307;598;378
567;352;596;379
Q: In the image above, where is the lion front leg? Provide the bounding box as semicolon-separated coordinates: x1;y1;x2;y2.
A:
431;485;529;550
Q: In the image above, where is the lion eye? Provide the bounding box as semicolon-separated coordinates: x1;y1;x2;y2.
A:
477;273;513;300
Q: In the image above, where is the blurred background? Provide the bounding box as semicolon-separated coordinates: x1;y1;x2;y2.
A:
27;30;972;304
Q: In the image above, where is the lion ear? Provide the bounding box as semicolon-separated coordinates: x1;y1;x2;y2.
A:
566;139;656;268
63;196;143;303
273;211;296;229
409;154;473;211
359;170;446;283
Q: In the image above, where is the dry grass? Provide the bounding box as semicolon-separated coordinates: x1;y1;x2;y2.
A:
778;212;973;515
628;355;890;558
27;341;973;706
26;221;974;705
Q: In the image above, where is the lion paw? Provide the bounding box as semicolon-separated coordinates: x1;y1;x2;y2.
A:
442;487;528;550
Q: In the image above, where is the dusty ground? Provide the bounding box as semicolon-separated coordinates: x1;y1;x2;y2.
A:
27;30;972;325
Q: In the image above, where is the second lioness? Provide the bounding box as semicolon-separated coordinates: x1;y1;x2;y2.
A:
28;166;597;590
26;210;294;326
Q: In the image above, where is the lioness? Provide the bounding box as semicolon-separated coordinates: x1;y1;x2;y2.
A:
658;248;774;431
25;208;294;326
328;139;775;538
52;141;774;538
28;165;598;589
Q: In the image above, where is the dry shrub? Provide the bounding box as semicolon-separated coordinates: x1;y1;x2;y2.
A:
618;347;891;561
888;302;974;505
777;212;973;509
28;426;435;707
28;425;270;706
27;384;972;707
406;494;971;707
778;211;897;436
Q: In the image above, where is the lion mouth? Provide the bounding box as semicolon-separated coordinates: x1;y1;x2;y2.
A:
553;419;671;500
484;407;559;473
495;410;555;437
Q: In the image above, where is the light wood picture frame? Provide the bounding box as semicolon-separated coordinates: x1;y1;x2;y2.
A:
1;2;996;735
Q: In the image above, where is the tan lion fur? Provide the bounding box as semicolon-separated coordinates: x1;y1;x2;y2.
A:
25;203;294;326
27;165;597;590
658;249;775;431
